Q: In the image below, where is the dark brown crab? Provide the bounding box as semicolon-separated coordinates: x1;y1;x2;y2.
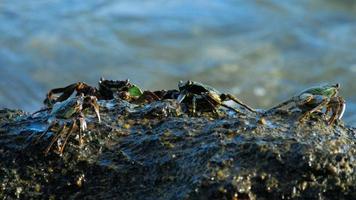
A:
176;80;256;115
35;95;101;155
44;78;133;106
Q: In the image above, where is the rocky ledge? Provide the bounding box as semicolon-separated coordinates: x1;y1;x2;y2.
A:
0;99;355;199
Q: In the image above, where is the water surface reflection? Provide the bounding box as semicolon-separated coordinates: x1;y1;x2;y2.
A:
0;0;355;125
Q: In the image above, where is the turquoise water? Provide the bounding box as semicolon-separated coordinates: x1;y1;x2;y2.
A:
0;0;355;125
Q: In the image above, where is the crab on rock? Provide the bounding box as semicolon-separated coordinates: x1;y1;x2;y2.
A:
266;83;346;125
35;94;101;155
176;80;256;115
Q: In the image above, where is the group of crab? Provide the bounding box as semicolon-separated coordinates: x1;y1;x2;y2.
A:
33;78;346;155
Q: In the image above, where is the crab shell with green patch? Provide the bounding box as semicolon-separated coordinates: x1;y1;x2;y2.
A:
296;84;339;107
297;83;345;119
299;83;340;98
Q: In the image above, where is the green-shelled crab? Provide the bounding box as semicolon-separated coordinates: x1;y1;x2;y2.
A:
177;80;256;115
35;94;101;155
266;83;346;125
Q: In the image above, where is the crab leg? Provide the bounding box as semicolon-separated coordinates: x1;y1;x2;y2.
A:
223;94;256;113
326;98;337;125
32;107;51;116
221;104;244;115
201;95;240;115
265;98;296;114
192;95;197;115
328;96;346;125
84;96;101;123
34;121;56;144
46;83;79;103
298;98;329;122
45;82;91;105
201;96;221;116
44;124;67;155
78;114;87;146
136;91;161;104
328;105;340;126
91;101;101;123
59;120;77;154
177;93;187;103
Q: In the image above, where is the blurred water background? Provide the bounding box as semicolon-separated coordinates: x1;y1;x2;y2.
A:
0;0;355;126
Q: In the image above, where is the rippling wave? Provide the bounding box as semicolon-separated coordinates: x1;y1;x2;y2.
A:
0;0;355;125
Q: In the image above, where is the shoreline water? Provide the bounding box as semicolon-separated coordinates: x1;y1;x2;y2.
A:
1;0;356;125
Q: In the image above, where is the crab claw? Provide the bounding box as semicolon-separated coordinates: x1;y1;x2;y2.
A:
91;99;101;123
84;96;101;123
177;93;186;103
79;116;88;132
339;101;346;120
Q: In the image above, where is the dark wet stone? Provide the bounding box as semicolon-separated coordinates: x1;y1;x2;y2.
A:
0;100;355;200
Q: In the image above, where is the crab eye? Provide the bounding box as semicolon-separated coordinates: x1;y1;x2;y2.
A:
178;80;184;87
187;80;193;86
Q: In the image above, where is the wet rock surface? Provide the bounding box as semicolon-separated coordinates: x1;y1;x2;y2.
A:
0;100;355;200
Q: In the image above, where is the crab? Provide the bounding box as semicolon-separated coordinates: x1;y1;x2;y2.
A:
35;95;101;155
44;78;135;107
266;83;346;125
98;78;137;100
176;80;256;115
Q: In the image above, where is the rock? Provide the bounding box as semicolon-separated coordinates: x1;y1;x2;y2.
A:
0;100;355;199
